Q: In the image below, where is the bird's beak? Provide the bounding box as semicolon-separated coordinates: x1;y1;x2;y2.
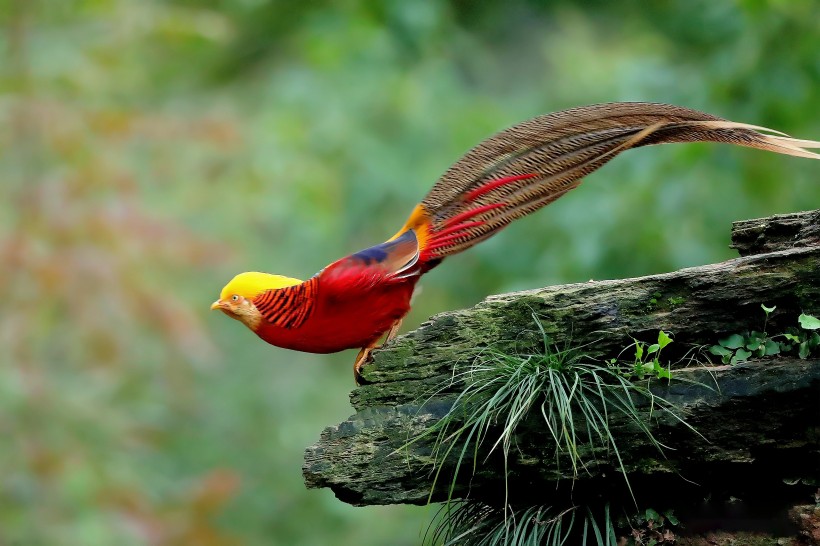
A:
210;300;222;311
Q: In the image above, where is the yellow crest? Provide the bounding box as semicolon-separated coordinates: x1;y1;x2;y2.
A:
219;272;303;300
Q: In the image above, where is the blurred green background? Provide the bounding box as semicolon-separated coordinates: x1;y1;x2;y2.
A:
1;0;817;544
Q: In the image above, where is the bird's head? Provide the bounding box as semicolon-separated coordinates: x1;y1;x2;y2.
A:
211;272;303;329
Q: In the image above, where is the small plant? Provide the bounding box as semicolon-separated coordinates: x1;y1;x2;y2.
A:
708;305;820;364
646;292;663;310
645;293;686;311
794;313;820;358
618;508;680;546
611;331;674;380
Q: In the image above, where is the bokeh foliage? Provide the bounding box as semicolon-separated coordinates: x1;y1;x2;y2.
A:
0;0;817;544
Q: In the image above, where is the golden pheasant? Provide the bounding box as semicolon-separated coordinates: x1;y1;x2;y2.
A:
211;102;819;383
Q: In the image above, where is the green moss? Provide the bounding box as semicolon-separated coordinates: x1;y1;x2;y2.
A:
646;291;664;310
635;457;676;474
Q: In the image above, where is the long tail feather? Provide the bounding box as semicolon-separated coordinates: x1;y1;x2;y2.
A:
408;102;819;261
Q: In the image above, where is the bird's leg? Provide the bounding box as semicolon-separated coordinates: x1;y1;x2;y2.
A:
353;319;404;385
382;318;403;346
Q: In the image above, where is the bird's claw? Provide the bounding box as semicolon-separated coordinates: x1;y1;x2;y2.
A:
353;347;375;386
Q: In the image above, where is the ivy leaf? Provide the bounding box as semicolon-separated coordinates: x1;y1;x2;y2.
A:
746;338;762;351
719;334;745;349
731;348;752;364
798;313;820;330
798;341;810;359
709;345;732;357
657;330;673;349
655;364;672;379
763;340;781;356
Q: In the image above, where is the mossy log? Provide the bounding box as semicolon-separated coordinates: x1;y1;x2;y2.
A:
303;209;820;534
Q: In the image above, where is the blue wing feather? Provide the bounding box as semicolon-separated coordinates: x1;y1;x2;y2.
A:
346;229;420;276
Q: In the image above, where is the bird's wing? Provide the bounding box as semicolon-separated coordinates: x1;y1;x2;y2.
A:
334;228;420;279
309;229;419;313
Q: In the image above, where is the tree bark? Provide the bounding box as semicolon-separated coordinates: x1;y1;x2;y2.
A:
731;208;820;256
303;209;820;532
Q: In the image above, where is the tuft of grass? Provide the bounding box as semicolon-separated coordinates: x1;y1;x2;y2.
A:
411;314;698;508
403;314;705;545
425;501;617;546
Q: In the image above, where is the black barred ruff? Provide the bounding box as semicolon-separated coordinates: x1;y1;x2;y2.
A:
253;276;319;330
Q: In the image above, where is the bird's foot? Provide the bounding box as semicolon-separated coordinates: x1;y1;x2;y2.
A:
353;320;403;385
353;347;374;386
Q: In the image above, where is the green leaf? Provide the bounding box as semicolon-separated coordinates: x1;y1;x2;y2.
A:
664;510;680;526
647;343;660;355
809;332;820;349
761;304;776;314
731;348;752;364
709;345;732;356
645;508;660;522
798;313;820;330
745;338;762;351
784;333;801;342
763;339;781;356
657;330;673;349
799;341;810;359
719;334;745;349
634;342;644;360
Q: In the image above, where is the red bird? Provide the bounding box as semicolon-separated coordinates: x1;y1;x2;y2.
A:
211;102;819;383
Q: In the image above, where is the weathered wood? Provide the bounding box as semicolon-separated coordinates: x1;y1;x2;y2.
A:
303;210;820;513
731;208;820;256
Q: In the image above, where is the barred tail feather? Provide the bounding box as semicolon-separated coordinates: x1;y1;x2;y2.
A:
411;102;819;261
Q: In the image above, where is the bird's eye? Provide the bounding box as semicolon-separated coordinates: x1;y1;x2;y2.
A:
231;295;239;302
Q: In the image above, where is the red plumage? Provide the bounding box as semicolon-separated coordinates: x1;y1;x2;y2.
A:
253;257;419;354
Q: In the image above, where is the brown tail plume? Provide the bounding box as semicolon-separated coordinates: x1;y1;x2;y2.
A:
415;102;819;261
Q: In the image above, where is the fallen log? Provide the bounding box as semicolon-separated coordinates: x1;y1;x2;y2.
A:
303;209;820;540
